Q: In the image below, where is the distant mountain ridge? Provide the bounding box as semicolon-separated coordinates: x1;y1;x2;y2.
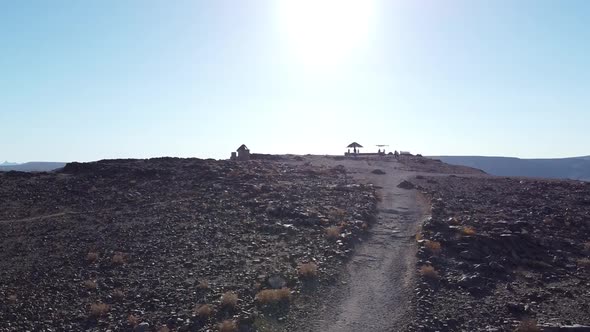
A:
0;162;66;172
431;155;590;181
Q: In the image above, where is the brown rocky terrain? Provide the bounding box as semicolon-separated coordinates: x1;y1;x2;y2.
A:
412;175;590;331
0;157;377;331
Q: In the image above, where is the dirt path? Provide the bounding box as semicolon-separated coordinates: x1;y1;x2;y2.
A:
293;157;427;331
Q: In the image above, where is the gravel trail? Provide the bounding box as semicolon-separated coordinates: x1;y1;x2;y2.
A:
292;157;427;331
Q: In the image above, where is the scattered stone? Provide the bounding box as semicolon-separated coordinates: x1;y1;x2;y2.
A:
397;180;415;189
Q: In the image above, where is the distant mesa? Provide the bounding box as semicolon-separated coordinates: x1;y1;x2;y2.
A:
431;155;590;182
0;162;66;172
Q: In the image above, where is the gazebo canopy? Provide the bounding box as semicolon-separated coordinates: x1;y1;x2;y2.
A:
347;142;363;148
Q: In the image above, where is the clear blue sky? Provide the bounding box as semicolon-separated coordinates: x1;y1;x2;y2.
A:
1;0;589;162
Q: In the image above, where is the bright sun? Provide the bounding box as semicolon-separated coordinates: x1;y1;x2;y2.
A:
277;0;377;67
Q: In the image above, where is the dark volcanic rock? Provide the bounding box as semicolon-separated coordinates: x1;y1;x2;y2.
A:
0;158;377;331
411;175;590;331
397;180;415;189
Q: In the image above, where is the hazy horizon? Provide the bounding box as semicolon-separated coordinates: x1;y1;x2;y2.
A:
2;1;589;161
3;153;590;165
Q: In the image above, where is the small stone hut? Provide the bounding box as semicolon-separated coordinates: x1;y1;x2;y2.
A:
231;144;251;161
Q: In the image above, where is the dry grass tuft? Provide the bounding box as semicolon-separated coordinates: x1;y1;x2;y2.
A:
158;326;171;332
424;240;442;254
415;232;423;241
298;262;318;279
86;252;99;263
7;294;17;304
83;280;98;290
461;226;476;236
361;222;369;231
325;226;341;241
218;320;238;332
194;304;213;318
111;252;126;265
255;287;291;305
197;280;209;290
89;302;110;317
583;242;590;252
328;208;347;220
221;291;238;309
419;265;439;279
112;288;124;300
127;314;140;326
514;318;541;332
577;258;590;269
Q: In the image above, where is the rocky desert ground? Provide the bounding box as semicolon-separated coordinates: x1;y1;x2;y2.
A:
1;155;589;332
0;157;376;331
412;172;590;331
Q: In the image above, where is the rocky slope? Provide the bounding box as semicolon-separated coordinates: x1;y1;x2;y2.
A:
412;175;590;331
0;157;377;331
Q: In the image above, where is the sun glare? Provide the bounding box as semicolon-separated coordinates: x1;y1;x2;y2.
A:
277;0;377;67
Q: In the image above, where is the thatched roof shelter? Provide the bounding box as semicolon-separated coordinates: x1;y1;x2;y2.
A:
347;142;363;148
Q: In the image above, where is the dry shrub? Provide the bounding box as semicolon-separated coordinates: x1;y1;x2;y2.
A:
89;302;110;317
514;318;541;332
328;208;347;220
127;314;140;326
325;226;341;241
275;287;291;301
7;295;17;304
461;226;476;236
221;291;238;309
361;222;369;231
158;326;170;332
112;252;126;265
298;262;318;279
577;258;590;269
194;304;213;318
584;242;590;252
419;265;439;279
255;288;291;305
415;232;423;241
112;288;124;300
197;280;209;290
83;280;97;290
218;320;237;332
424;240;442;254
86;252;99;263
